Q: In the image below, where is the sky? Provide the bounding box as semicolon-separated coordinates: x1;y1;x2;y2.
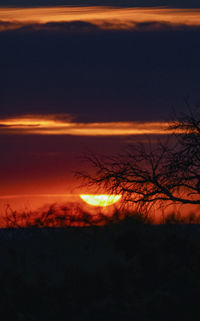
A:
0;2;200;210
1;1;200;8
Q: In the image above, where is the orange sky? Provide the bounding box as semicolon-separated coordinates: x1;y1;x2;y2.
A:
0;6;200;30
0;5;199;216
0;114;184;208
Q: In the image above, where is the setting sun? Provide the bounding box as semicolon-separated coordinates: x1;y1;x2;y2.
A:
80;194;122;207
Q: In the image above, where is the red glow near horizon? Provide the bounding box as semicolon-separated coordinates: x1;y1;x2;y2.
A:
0;192;199;227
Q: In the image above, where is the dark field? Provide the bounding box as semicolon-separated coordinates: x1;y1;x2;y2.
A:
0;220;200;321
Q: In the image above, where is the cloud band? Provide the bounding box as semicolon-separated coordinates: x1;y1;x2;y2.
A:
0;114;176;136
0;7;200;32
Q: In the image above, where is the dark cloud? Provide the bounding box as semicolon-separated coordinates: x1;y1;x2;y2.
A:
0;20;200;122
15;21;101;33
0;21;25;31
0;0;200;8
1;20;199;33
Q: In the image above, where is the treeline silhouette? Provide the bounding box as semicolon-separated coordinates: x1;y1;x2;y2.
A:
0;203;200;228
0;215;200;321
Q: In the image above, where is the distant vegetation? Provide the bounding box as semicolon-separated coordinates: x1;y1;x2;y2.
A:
0;218;200;320
0;202;200;228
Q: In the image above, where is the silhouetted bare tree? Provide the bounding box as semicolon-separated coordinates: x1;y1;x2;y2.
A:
78;108;200;210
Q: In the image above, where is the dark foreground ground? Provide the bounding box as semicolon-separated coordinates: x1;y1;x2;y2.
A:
0;221;200;321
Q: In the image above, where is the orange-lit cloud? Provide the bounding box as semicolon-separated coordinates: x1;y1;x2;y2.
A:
0;6;200;31
0;114;176;136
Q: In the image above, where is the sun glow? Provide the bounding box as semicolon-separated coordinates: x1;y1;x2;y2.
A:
80;194;122;207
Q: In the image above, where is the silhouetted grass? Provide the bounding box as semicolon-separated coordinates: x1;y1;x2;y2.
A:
0;204;200;320
0;220;200;320
0;203;200;228
0;203;153;228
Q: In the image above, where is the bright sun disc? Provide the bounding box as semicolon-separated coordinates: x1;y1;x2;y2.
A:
80;194;122;207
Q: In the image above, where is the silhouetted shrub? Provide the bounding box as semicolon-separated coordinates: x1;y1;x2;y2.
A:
0;203;199;228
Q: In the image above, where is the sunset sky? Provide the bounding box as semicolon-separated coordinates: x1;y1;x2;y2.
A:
0;0;200;210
